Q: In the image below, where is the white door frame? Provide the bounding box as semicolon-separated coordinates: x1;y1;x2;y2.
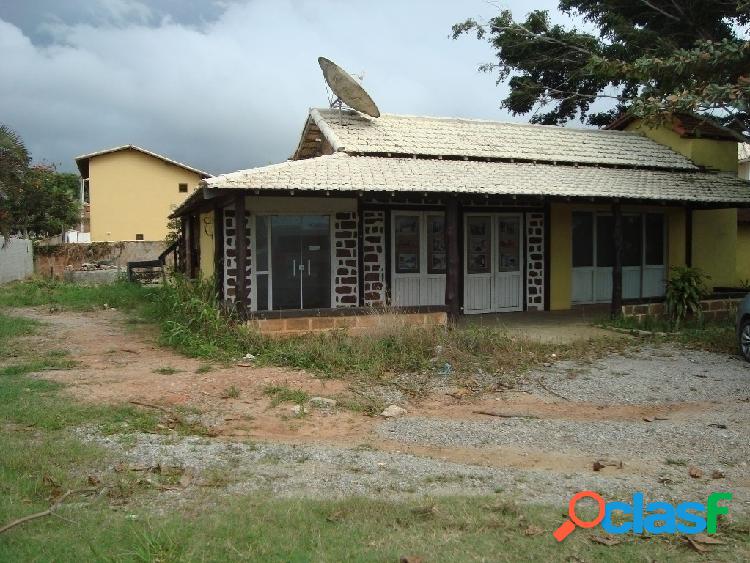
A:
390;210;446;307
463;212;524;314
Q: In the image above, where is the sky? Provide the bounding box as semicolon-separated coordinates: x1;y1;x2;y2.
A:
0;0;568;175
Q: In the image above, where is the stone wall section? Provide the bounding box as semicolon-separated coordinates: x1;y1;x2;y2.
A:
334;211;358;307
223;204;251;306
526;212;545;310
362;210;386;306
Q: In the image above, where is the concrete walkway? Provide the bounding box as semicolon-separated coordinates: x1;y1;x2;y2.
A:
459;305;621;343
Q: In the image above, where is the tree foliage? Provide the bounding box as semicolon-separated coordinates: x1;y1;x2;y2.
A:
0;124;81;242
453;1;750;133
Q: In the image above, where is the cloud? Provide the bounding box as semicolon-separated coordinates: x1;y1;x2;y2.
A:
0;0;561;175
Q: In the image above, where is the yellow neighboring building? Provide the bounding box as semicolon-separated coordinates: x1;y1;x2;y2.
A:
75;145;210;242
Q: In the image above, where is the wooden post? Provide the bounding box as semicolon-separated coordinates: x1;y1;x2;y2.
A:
445;196;461;323
213;204;224;301
685;207;693;267
233;195;248;317
182;215;193;278
611;201;623;318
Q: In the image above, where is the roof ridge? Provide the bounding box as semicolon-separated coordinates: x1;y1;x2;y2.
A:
312;107;637;136
75;144;211;177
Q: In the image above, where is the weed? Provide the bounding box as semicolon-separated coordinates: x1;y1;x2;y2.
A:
221;385;240;399
263;385;309;407
195;363;214;374
153;366;181;375
665;458;688;466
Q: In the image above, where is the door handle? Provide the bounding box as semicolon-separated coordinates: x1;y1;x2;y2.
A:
307;259;311;277
292;259;296;278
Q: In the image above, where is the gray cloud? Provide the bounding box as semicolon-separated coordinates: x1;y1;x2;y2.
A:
0;0;563;175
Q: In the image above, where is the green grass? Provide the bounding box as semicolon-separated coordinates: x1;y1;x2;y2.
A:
153;366;181;375
602;313;736;354
263;385;309;406
0;277;154;312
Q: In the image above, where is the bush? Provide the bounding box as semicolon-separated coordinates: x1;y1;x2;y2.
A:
665;266;709;329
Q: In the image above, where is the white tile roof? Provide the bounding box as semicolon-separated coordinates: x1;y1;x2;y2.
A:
75;144;211;177
204;153;750;204
307;109;698;171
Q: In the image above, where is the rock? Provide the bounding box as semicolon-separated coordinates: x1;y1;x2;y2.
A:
381;405;407;418
308;396;337;410
290;405;308;416
711;469;726;479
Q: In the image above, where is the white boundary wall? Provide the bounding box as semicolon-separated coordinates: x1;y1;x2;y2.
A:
0;237;34;283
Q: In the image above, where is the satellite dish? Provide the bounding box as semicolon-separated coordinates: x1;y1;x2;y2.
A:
318;57;380;118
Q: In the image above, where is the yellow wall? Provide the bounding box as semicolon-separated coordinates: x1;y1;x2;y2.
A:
550;203;690;309
624;121;738;172
692;209;738;288
549;203;572;310
88;149;203;241
737;224;750;284
198;211;215;279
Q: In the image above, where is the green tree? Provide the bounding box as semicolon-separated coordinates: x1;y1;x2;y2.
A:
4;164;81;240
453;1;750;133
0;124;31;244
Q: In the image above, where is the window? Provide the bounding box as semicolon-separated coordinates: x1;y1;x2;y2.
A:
426;215;446;274
498;217;520;272
394;216;420;273
178;183;188;193
622;215;643;267
467;216;491;274
135;234;144;241
572;212;593;267
596;215;614;267
645;214;665;265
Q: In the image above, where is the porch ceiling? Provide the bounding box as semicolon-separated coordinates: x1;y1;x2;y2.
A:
201;152;750;205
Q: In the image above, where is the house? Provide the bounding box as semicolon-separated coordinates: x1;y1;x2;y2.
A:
171;108;750;330
75;145;210;242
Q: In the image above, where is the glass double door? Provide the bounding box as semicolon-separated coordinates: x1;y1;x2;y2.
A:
463;213;523;313
269;216;331;310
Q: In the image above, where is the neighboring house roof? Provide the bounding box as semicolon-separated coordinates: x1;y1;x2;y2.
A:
201;152;750;204
740;143;750;163
294;108;698;171
606;112;746;142
75;145;211;178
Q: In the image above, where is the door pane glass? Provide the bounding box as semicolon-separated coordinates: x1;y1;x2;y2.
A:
622;215;642;267
572;212;593;267
497;217;520;272
301;215;331;309
467;216;491;274
270;216;302;310
256;273;269;311
395;216;420;274
256;216;269;272
645;214;665;265
596;215;615;267
427;215;446;274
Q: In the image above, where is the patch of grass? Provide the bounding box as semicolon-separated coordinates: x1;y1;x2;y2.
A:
0;278;153;312
263;385;309;407
602;313;736;354
195;363;214;374
221;385;240;399
665;458;688;466
152;366;181;375
0;312;40;340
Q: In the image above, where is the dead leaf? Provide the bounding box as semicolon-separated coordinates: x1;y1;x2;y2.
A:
686;537;709;552
42;474;60;488
524;525;544;536
114;462;126;473
590;535;622;546
87;474;101;486
643;416;655;422
593;460;604;471
688;466;704;479
400;557;423;563
692;533;724;545
711;470;726;479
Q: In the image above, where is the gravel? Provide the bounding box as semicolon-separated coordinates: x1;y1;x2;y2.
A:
526;345;750;404
82;430;750;511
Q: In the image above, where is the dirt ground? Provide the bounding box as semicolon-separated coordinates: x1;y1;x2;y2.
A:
11;307;750;510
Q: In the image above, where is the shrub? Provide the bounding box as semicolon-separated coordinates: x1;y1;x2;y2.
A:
665;266;709;329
